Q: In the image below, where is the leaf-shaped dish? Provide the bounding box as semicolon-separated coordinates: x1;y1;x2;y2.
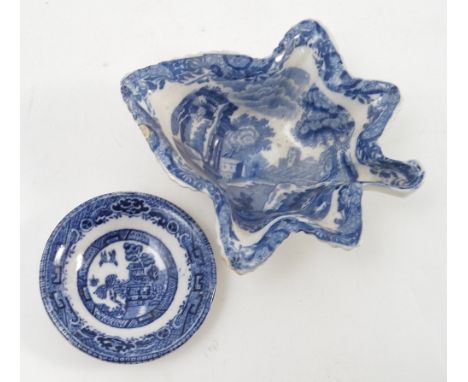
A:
121;20;424;274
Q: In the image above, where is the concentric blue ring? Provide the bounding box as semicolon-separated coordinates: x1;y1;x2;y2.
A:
39;192;216;363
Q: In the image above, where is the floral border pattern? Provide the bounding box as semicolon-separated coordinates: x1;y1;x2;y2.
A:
121;20;424;273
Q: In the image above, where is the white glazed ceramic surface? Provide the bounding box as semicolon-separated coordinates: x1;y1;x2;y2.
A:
121;20;424;273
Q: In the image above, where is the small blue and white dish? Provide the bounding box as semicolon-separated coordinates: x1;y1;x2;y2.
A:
40;192;216;363
121;20;424;274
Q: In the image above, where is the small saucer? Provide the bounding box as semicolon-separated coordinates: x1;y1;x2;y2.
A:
40;192;216;363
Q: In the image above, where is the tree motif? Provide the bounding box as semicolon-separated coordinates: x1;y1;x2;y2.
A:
123;242;156;269
94;274;124;304
294;86;355;147
93;243;159;312
222;114;274;160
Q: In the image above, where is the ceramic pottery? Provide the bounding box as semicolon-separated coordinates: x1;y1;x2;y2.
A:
40;192;216;362
121;20;424;273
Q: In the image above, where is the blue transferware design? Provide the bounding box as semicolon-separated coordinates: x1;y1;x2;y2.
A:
121;20;424;274
77;229;178;329
40;192;216;363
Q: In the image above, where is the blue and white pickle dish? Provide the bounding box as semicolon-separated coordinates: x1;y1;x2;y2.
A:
121;20;424;274
40;193;216;363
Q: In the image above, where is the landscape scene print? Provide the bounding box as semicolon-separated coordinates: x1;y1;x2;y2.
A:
122;20;424;272
171;67;357;232
78;229;178;329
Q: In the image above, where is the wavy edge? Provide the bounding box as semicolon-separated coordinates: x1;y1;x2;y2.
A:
120;20;424;273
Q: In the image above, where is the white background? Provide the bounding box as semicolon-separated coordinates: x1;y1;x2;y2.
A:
21;0;446;381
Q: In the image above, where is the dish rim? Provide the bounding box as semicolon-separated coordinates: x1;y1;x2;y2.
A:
39;191;217;363
120;20;424;273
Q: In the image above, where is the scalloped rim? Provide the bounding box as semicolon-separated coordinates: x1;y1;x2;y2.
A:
120;20;424;274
